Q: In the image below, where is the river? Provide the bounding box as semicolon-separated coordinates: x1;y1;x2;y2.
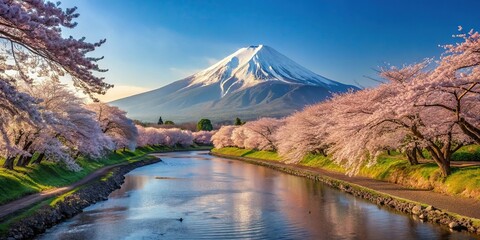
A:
38;151;477;239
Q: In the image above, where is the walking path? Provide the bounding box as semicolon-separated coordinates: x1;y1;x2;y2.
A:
212;153;480;219
0;162;129;220
0;148;210;221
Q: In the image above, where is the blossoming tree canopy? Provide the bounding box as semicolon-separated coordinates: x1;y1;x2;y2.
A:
0;0;111;96
211;30;480;177
0;1;110;156
86;103;138;151
415;30;480;144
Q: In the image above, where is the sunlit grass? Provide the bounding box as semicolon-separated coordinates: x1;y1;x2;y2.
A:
213;145;480;200
211;147;281;161
298;153;345;173
0;145;207;205
452;145;480;161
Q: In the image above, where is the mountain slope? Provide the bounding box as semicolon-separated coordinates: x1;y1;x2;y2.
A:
110;45;358;122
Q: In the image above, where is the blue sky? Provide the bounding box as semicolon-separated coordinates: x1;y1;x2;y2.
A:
61;0;480;101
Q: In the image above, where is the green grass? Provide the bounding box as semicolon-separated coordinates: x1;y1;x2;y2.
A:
49;187;81;207
0;198;53;234
444;166;480;196
0;145;210;205
298;153;346;172
1;171;108;234
211;147;281;161
213;146;480;200
452;145;480;161
0;144;210;236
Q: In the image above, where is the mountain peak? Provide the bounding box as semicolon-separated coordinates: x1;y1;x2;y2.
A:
110;45;357;122
187;45;339;97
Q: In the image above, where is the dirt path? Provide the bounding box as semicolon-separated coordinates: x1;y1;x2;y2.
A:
0;162;130;220
420;159;480;167
212;153;480;219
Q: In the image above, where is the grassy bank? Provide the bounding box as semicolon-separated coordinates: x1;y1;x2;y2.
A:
211;146;480;200
0;145;211;205
0;186;84;234
0;153;161;236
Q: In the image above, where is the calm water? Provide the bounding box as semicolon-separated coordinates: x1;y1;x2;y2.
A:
39;151;477;240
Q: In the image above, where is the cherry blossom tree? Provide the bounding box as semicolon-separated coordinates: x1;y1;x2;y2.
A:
231;127;247;148
0;0;111;95
275;101;335;163
0;80;40;160
135;126;193;147
0;1;110;155
63;104;114;160
212;125;237;148
213;118;283;151
140;127;166;147
327;61;471;176
193;130;215;145
1;79;115;170
412;29;480;144
162;128;193;147
375;61;472;176
320;85;404;174
242;118;283;151
135;125;151;147
87;103;138;151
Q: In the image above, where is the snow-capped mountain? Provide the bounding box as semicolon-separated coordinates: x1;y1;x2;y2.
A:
188;45;339;96
110;45;358;123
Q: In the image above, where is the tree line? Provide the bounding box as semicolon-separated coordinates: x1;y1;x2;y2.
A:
212;29;480;177
0;2;216;171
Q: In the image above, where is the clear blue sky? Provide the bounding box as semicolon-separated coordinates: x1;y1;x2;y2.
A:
62;0;480;101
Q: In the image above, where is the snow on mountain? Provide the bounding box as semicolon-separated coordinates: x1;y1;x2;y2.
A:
187;45;339;97
110;45;358;123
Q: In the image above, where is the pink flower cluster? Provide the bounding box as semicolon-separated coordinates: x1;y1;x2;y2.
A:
136;126;193;147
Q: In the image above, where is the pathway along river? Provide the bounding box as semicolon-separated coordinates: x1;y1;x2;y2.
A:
39;151;477;239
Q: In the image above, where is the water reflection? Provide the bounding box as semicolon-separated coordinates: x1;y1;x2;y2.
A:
38;151;478;240
109;175;149;198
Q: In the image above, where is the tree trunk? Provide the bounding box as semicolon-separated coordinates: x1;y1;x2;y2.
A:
406;149;418;165
440;162;451;177
3;157;15;170
387;149;391;155
318;149;327;157
425;146;452;177
16;156;27;167
458;119;480;144
17;153;34;167
32;153;45;165
24;155;34;166
415;146;425;159
16;141;34;167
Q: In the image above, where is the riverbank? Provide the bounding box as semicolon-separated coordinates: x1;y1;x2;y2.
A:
0;145;211;205
2;156;162;239
0;146;212;239
210;149;480;235
212;147;480;200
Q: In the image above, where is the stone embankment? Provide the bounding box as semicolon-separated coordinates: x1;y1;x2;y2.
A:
210;152;480;236
3;157;162;240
